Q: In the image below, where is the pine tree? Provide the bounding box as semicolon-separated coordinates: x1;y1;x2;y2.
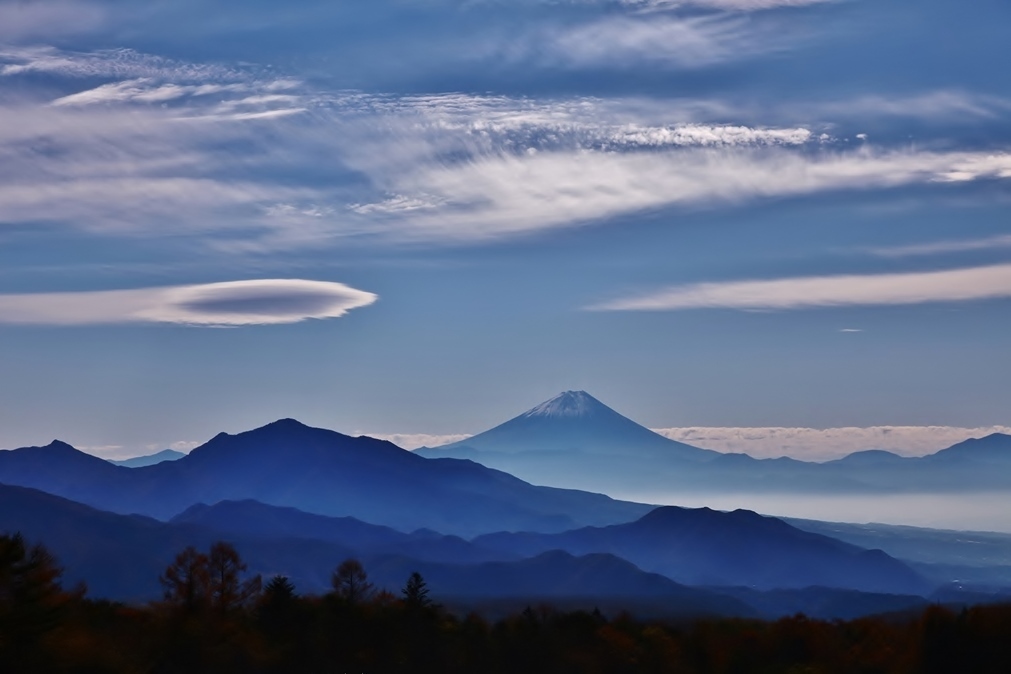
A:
401;571;431;610
0;532;76;661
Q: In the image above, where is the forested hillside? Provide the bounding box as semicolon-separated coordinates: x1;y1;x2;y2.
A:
3;532;1010;673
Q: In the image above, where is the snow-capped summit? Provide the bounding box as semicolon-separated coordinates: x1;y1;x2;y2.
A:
415;389;718;494
420;390;714;461
521;390;608;419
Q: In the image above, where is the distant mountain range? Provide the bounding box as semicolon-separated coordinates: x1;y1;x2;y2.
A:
0;484;748;616
784;518;1011;589
0;483;934;618
418;391;1011;495
109;449;186;468
171;499;509;566
3;407;1010;619
0;418;650;537
474;506;929;595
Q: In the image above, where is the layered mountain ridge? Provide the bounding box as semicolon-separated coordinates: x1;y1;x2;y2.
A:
419;391;1011;496
0;417;650;536
0;483;932;617
3;396;1009;618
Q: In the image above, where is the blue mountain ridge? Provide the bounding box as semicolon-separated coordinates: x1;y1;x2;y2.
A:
0;418;651;536
474;506;930;596
419;391;1011;495
0;483;750;616
0;483;940;618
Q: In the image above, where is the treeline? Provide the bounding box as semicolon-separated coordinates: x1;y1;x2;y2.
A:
3;533;1011;673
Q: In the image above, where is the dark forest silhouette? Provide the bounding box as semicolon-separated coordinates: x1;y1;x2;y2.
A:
3;532;1011;673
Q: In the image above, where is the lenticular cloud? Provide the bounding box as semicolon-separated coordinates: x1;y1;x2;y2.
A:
0;279;378;326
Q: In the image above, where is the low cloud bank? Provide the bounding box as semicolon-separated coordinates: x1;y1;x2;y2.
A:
652;426;1011;460
388;425;1011;459
361;433;473;449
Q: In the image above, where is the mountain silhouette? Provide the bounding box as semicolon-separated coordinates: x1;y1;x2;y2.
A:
420;392;1011;497
109;449;187;468
416;391;719;492
422;390;715;459
826;450;908;466
0;483;750;615
0;418;651;536
474;506;930;595
922;433;1011;464
2;483;985;617
171;499;509;564
0;483;357;600
365;550;753;617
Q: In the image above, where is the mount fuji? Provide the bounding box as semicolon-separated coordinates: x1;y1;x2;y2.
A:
416;391;718;489
423;391;714;459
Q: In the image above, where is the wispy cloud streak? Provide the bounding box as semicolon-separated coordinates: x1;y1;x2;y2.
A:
359;148;1011;241
0;45;240;80
623;0;837;10
591;263;1011;311
540;14;752;68
870;234;1011;258
2;46;1010;248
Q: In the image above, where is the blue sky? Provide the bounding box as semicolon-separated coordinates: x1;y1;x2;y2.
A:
0;0;1009;458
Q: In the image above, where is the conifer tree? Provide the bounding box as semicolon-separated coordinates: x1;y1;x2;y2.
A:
401;571;431;610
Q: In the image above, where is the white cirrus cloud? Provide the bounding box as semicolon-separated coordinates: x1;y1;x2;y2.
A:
624;0;837;11
598;124;813;149
0;45;241;81
0;70;818;246
3;48;1011;249
0;94;326;244
356;148;1011;241
521;0;827;70
804;90;1011;122
51;79;249;107
869;234;1011;258
50;78;302;108
322;91;808;156
490;0;834;9
539;14;753;69
590;263;1011;311
651;426;1011;461
0;279;377;326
